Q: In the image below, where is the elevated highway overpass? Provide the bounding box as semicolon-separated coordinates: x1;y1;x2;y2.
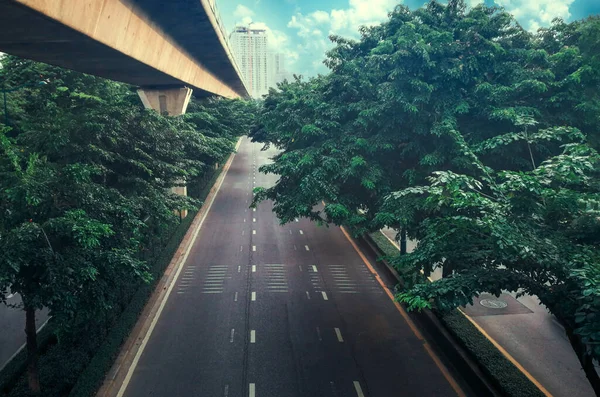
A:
0;0;249;114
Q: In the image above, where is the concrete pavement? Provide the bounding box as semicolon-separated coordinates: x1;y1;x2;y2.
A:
115;137;466;397
380;228;595;397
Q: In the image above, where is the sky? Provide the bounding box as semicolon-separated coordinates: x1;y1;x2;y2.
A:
217;0;600;77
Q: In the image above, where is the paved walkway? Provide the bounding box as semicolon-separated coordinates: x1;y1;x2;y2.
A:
380;228;595;397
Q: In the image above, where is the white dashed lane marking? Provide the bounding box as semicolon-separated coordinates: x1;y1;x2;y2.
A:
354;381;365;397
335;328;344;342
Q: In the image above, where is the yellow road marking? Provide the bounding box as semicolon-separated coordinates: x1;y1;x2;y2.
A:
458;309;553;396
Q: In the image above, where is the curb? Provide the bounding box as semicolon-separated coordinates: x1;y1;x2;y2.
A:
359;232;502;397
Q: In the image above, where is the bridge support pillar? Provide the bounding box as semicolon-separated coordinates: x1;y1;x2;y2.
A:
138;86;193;218
137;87;193;116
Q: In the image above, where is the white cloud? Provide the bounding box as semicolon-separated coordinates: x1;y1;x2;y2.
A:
233;4;254;19
286;0;397;72
288;0;397;39
310;10;330;24
234;4;254;25
493;0;574;31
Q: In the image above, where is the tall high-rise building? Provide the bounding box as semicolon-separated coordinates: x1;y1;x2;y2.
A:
230;25;287;98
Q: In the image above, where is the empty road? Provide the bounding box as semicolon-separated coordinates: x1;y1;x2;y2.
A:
119;137;464;397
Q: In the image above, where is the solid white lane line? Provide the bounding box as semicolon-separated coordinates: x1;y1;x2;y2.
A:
249;383;256;397
335;328;344;342
250;330;256;343
306;291;311;300
251;291;256;301
252;245;256;252
230;329;235;343
353;381;365;397
322;292;328;300
234;292;238;302
252;265;256;272
299;230;304;235
305;245;310;251
312;265;318;272
253;230;256;235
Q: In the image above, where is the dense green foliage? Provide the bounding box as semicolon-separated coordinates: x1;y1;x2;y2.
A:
0;55;256;395
251;0;600;391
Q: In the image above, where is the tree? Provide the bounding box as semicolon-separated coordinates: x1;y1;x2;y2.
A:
0;55;256;394
251;1;600;392
391;130;600;393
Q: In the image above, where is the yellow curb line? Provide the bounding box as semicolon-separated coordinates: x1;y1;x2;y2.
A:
458;309;553;397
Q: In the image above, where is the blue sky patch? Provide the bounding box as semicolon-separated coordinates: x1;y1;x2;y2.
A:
218;0;600;76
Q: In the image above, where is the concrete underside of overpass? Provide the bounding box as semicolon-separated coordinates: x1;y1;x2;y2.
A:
0;0;247;99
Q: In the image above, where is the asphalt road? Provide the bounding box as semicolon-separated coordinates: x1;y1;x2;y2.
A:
122;137;463;397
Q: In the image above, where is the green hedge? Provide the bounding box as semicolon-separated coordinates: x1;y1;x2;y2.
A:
367;230;546;397
0;158;230;397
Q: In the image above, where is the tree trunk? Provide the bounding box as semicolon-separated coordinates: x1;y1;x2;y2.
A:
400;228;407;255
442;261;453;278
25;306;41;395
565;324;600;395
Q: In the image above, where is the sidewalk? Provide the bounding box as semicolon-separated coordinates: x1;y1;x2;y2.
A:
381;228;595;397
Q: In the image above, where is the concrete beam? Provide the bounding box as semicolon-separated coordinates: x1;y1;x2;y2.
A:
7;0;245;98
137;87;193;116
